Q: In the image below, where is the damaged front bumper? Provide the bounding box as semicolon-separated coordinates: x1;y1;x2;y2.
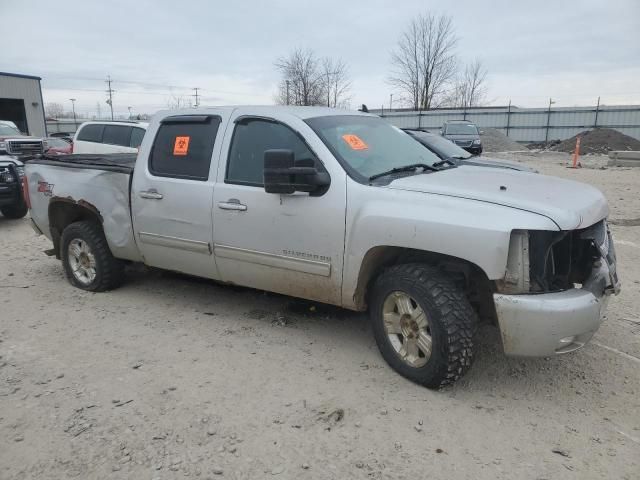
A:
494;246;620;357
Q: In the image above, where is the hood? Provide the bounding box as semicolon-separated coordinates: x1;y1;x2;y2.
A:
0;156;24;167
458;156;538;173
443;134;479;140
386;166;608;230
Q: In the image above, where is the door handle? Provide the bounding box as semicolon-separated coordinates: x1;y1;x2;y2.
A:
139;189;163;200
218;198;247;211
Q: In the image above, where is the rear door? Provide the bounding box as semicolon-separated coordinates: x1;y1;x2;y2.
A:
132;112;227;279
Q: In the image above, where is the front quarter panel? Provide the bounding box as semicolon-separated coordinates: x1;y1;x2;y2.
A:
342;179;559;308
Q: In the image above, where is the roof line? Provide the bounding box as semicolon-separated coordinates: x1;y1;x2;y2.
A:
0;71;42;81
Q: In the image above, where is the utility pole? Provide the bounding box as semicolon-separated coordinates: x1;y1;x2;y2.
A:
505;99;512;137
594;96;600;128
285;80;290;106
192;87;200;108
105;75;115;120
545;97;555;143
69;98;77;130
389;93;393;110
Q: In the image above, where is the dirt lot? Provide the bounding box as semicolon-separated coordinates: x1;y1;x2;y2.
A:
1;152;639;480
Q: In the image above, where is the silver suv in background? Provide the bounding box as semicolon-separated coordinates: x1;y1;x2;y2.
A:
441;120;482;155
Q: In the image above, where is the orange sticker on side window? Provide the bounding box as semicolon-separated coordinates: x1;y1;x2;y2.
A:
173;136;190;156
342;134;368;151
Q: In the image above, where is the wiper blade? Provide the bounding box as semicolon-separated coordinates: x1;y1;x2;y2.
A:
369;163;440;181
432;157;458;168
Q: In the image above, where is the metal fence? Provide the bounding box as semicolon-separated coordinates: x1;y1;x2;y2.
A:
372;104;640;143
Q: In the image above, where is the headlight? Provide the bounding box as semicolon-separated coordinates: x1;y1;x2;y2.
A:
15;166;25;178
473;139;481;145
0;141;6;152
0;171;15;183
496;230;530;294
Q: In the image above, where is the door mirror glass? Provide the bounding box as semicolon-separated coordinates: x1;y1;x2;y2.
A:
263;149;330;195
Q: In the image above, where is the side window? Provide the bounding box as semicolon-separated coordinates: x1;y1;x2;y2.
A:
226;119;315;186
149;116;220;181
130;127;145;148
76;124;104;143
103;125;132;147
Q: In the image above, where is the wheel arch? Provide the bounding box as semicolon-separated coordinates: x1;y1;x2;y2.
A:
48;198;103;258
351;246;498;324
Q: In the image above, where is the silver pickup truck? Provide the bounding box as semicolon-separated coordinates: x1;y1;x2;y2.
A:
24;106;620;388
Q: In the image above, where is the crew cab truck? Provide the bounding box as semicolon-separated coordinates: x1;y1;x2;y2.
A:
24;107;620;388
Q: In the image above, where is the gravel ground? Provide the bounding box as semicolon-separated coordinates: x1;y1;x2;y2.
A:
1;152;639;479
480;128;527;152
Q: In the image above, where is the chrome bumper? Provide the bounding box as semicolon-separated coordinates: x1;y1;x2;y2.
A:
494;256;619;357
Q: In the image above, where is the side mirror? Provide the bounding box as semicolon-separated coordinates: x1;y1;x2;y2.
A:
263;149;330;195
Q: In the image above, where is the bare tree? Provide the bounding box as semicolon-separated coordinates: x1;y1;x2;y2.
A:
389;13;458;110
275;48;325;106
320;57;352;108
445;59;488;108
166;94;192;110
45;102;64;118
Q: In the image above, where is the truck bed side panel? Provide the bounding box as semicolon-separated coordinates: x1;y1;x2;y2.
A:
26;164;142;262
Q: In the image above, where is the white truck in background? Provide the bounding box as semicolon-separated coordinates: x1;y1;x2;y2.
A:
23;106;620;388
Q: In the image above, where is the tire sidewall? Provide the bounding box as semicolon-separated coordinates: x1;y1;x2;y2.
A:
1;200;28;219
370;269;456;387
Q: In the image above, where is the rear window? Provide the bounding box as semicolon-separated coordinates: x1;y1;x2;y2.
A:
103;125;132;147
149;116;221;181
76;124;104;143
130;127;145;148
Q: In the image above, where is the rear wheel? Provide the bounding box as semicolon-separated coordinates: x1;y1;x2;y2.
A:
370;264;477;389
60;221;124;291
1;200;28;219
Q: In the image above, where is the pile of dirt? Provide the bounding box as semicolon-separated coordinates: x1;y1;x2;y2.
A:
480;128;527;152
551;128;640;155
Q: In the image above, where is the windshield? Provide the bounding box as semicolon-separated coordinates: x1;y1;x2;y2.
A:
306;115;441;181
445;123;478;135
409;131;472;159
0;124;21;136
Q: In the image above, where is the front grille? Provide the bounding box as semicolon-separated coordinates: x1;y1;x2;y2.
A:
6;139;44;155
454;140;472;147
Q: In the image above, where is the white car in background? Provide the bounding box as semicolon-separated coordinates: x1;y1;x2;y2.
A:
72;121;148;154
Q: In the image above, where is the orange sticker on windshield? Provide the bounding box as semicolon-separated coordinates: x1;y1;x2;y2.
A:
173;136;190;156
342;134;368;151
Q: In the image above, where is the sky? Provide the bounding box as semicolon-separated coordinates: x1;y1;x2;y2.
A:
2;0;639;118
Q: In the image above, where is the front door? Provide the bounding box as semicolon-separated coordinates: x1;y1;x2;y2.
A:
132;113;226;280
212;112;346;305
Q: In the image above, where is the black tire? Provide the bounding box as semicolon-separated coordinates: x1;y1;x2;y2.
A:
1;200;28;219
60;221;124;291
370;263;477;389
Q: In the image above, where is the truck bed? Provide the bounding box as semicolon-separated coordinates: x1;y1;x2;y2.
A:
27;153;137;174
25;153;141;263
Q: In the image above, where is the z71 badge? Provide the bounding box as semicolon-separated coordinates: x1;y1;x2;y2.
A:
37;181;54;197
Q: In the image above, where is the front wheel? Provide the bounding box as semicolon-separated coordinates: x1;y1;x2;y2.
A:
370;264;477;389
1;200;28;219
60;221;124;291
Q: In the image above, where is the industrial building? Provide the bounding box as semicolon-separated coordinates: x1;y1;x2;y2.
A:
0;71;47;137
